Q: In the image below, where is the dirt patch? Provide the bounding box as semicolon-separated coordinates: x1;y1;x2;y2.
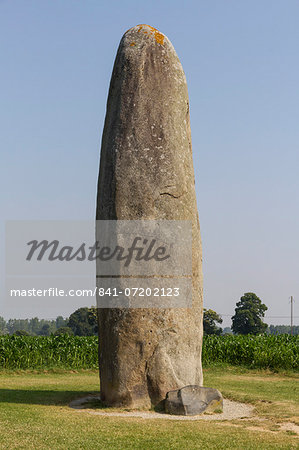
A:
69;396;254;421
279;422;299;435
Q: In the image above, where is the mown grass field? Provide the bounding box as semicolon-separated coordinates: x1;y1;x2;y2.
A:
0;335;298;448
0;368;298;449
1;334;298;370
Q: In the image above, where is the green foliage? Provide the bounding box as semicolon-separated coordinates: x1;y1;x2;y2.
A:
0;334;297;371
0;309;99;337
0;317;7;335
13;330;30;336
232;292;268;335
0;335;98;369
38;324;51;336
202;334;299;370
67;307;98;336
54;327;74;336
56;316;68;329
2;317;68;336
222;327;232;335
267;324;299;335
203;308;223;335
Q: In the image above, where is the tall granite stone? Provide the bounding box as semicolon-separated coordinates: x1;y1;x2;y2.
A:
96;24;203;408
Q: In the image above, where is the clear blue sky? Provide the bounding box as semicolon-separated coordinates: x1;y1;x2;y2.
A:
1;0;298;326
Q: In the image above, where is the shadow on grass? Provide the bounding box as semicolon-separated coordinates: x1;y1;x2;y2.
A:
0;389;99;406
0;390;174;413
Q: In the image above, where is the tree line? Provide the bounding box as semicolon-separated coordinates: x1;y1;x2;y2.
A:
0;293;297;336
0;307;98;336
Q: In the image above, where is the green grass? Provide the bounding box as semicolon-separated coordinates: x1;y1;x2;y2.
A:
1;334;298;370
0;368;298;449
204;366;299;419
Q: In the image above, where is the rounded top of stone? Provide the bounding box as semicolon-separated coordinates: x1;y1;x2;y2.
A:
124;24;166;46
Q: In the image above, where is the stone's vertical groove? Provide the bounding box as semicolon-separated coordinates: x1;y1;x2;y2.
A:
96;24;203;408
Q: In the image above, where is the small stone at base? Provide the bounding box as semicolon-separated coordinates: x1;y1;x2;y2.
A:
165;386;223;416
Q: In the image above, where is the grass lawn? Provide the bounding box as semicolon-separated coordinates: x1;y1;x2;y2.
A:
0;367;298;449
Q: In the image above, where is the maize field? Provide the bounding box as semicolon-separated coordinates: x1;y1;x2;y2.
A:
202;334;298;370
0;334;298;370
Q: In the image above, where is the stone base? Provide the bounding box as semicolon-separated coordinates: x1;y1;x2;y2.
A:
165;386;223;416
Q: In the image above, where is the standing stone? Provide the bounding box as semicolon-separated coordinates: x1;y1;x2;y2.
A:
96;24;203;409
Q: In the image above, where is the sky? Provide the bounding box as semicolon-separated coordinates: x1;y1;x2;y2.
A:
0;0;298;327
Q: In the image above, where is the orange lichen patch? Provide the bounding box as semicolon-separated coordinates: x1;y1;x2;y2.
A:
153;31;164;45
137;24;164;45
130;42;136;46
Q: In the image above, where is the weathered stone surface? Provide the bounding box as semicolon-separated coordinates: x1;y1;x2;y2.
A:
165;386;223;416
96;24;203;408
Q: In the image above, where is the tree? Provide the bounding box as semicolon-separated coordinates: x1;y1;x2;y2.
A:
68;307;98;336
267;325;299;335
231;292;268;335
38;324;51;336
203;309;223;335
30;317;40;335
14;330;30;336
56;316;67;329
222;327;232;335
0;317;7;335
54;327;74;336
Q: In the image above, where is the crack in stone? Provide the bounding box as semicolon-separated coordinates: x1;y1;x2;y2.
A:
159;192;183;199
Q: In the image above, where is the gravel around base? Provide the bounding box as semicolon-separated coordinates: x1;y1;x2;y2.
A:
69;396;254;421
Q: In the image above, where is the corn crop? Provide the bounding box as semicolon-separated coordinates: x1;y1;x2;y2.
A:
0;334;297;370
